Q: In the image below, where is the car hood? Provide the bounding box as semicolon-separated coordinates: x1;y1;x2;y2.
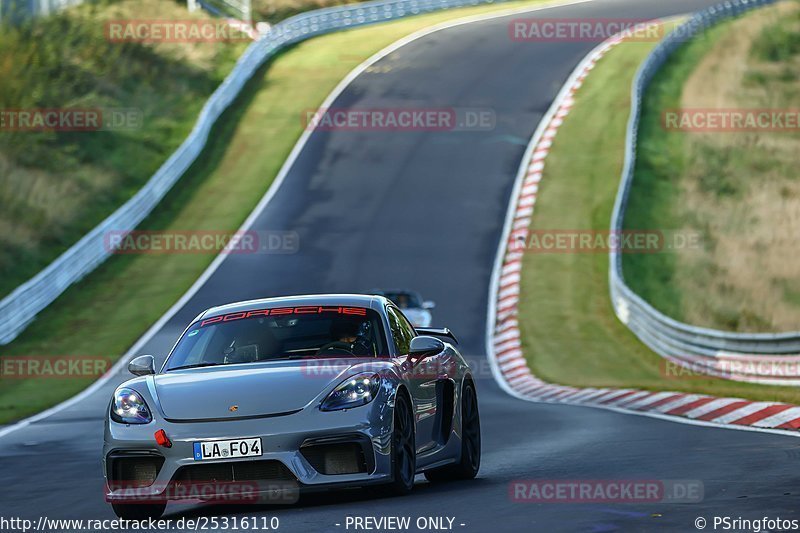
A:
154;359;376;421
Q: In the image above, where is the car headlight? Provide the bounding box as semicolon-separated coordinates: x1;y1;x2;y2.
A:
110;387;152;424
321;373;380;411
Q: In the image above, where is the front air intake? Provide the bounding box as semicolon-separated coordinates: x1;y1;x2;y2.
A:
301;441;369;475
173;460;296;483
108;452;165;488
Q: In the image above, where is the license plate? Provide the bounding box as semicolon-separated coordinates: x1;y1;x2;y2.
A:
193;438;262;461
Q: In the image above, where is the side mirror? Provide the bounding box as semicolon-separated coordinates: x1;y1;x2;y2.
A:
128;355;156;376
422;300;436;310
408;336;445;360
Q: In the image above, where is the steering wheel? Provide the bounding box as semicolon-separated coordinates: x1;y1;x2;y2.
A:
316;341;354;356
350;337;372;356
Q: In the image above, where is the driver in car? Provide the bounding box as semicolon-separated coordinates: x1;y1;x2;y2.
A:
317;319;372;355
334;320;359;344
395;294;410;309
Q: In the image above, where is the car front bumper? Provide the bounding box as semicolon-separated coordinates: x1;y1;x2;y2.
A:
103;402;394;503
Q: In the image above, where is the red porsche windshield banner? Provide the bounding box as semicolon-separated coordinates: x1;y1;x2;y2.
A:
198;306;368;327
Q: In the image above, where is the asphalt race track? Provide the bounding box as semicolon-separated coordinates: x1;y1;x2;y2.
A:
3;1;800;531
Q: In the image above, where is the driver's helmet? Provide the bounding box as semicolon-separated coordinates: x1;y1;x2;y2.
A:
330;318;360;341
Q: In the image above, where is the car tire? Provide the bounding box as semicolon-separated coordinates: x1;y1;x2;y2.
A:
380;391;416;496
111;502;166;520
424;381;480;483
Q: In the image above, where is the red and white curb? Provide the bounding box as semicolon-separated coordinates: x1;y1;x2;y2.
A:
486;29;800;436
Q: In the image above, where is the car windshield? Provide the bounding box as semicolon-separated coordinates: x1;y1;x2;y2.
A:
165;307;387;371
382;292;421;309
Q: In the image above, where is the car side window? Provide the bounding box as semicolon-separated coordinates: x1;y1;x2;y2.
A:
396;309;417;339
387;306;415;355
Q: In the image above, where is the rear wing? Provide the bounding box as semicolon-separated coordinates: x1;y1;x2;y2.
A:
415;327;459;345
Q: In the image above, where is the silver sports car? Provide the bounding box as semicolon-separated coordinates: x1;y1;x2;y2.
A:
371;289;435;328
104;294;480;519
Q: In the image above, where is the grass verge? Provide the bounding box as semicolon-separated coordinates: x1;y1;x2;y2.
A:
517;22;800;404
0;0;247;299
0;0;549;424
252;0;359;24
622;2;800;332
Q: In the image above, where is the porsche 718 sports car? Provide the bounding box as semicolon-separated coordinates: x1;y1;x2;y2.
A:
104;294;481;519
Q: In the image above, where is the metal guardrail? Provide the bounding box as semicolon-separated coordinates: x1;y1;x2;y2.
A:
0;0;516;344
609;0;800;383
195;0;252;23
